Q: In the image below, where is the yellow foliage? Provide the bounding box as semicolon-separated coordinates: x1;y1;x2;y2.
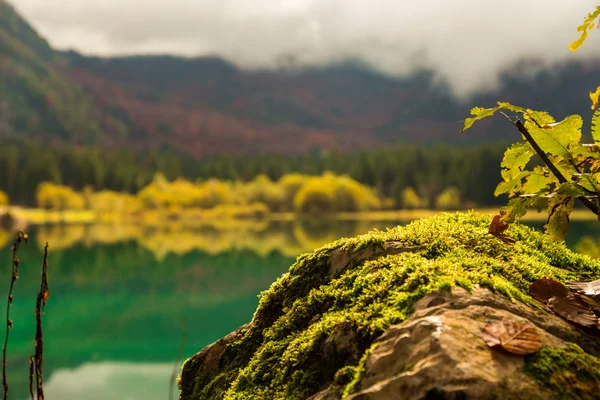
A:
0;190;8;207
569;6;600;51
568;6;600;109
88;190;143;213
36;182;85;210
294;179;336;214
240;175;286;212
293;173;381;214
401;187;425;209
434;186;462;210
590;86;600;110
195;179;233;208
27;172;384;217
278;174;308;209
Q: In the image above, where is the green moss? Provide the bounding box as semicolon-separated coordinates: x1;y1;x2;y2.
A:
339;342;379;397
525;343;600;400
180;212;600;400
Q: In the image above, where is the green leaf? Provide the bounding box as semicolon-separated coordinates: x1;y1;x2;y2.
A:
573;174;597;193
545;194;574;242
497;102;527;114
570;144;596;163
526;122;573;161
461;106;500;133
527;111;556;126
495;171;531;197
556;182;585;198
533;196;547;213
545;193;574;240
544;115;582;148
592;110;600;143
503;197;530;223
521;173;549;194
546;206;571;242
500;142;534;181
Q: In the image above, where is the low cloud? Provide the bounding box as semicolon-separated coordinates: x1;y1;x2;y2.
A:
11;0;600;97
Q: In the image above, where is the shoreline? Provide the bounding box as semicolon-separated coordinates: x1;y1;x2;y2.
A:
1;206;597;227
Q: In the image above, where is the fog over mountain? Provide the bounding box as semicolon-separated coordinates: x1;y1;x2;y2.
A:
10;0;600;97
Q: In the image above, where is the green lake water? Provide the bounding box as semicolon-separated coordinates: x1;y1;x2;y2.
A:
0;217;599;400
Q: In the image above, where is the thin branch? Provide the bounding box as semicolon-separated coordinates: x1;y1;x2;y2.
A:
32;243;49;400
514;119;599;215
2;231;27;400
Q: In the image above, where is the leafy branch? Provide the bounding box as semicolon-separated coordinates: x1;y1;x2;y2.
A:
462;102;600;241
463;5;600;243
513;118;599;216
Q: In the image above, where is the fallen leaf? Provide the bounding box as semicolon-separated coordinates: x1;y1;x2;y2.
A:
489;212;509;236
488;211;516;245
482;319;542;355
529;278;568;303
548;295;599;328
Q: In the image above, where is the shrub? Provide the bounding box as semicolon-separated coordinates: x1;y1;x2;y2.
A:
434;187;461;210
36;182;85;210
400;187;425;209
0;190;8;207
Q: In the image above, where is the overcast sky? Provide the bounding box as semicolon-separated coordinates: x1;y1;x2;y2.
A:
10;0;600;97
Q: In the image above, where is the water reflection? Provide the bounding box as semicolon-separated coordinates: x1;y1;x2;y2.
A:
42;362;174;400
22;219;400;258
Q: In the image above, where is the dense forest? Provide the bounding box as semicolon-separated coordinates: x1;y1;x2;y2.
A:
0;141;508;208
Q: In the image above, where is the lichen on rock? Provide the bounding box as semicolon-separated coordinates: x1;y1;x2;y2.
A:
178;212;600;400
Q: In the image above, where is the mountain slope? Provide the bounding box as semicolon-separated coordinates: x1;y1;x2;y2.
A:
0;0;108;144
2;0;600;156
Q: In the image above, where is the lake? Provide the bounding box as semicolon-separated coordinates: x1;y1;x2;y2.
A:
0;216;599;400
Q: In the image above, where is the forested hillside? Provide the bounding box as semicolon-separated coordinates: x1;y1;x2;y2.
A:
2;0;600;156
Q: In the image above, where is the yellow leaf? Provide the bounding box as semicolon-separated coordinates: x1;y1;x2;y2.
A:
569;31;589;51
569;6;600;52
590;86;600;110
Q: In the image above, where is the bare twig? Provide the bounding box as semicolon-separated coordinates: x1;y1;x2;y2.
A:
31;243;49;400
28;356;34;400
2;231;27;400
513;119;599;215
169;318;187;400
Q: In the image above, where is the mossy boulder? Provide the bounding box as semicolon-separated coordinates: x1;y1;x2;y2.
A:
178;212;600;400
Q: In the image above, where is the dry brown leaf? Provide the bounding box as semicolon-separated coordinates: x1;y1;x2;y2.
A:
547;295;599;327
488;211;515;245
482;319;542;355
489;212;509;236
529;278;568;303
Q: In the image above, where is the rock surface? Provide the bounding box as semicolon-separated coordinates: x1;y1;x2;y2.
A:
177;212;600;400
312;287;598;400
